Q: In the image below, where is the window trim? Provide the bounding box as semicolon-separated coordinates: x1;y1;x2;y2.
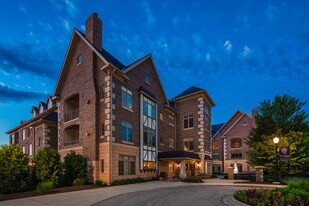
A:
184;115;194;129
121;121;133;142
121;86;133;111
118;155;136;176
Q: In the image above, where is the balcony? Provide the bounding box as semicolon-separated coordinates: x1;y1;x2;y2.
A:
64;125;79;147
64;109;79;122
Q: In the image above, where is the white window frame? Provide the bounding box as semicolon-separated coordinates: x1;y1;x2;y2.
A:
121;86;133;110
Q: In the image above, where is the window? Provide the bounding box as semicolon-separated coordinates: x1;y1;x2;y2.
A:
169;163;174;173
121;87;133;110
99;86;104;100
213;154;219;160
77;55;83;65
168;137;174;148
159;136;164;145
28;128;32;138
183;138;194;151
143;127;156;147
160;113;164;121
242;121;247;126
231;152;242;159
204;106;210;114
145;75;150;83
168;115;175;126
101;160;104;173
11;135;15;144
184;115;194;129
22;146;25;154
119;155;135;175
231;138;242;148
231;163;242;172
213;141;219;149
101;124;105;137
121;121;133;142
29;144;33;156
38;137;41;147
22;129;26;140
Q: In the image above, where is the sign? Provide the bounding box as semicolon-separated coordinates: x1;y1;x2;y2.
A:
279;147;290;162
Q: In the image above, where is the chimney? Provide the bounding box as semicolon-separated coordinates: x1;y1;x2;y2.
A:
86;13;102;51
251;108;258;128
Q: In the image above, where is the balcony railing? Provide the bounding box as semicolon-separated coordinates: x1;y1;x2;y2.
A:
64;109;79;122
64;139;79;146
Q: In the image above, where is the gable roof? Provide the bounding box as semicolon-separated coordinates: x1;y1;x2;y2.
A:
100;48;125;70
39;102;47;109
31;106;39;113
211;123;225;137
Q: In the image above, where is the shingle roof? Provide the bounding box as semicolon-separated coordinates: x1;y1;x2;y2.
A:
99;48;126;70
39;102;47;108
43;112;57;122
171;86;204;100
211;123;225;137
158;151;200;160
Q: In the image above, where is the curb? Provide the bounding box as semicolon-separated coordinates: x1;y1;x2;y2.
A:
223;195;250;206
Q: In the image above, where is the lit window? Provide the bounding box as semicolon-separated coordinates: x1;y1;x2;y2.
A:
121;121;133;142
169;163;174;173
183;138;194;151
168;137;174;148
119;155;135;175
231;138;242;148
168;115;175;126
99;86;104;100
77;55;83;65
29;144;33;156
22;129;26;140
213;141;219;149
160;113;164;121
184;115;194;129
145;75;150;84
121;87;133;110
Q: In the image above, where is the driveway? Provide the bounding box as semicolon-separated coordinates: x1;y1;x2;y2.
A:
92;185;249;206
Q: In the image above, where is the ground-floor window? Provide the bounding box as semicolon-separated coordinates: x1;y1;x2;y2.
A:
212;165;221;172
119;155;135;175
169;163;174;173
101;160;104;173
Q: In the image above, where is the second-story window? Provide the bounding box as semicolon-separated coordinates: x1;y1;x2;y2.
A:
231;138;242;148
121;121;133;142
168;137;174;148
121;87;133;110
184;115;194;129
213;141;219;149
168;115;175;126
22;129;26;140
145;75;150;84
183;137;194;151
99;86;104;101
77;55;83;65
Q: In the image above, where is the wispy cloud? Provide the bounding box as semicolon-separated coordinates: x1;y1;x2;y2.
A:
241;46;251;57
0;83;46;103
141;1;156;26
64;0;79;18
62;19;71;31
224;40;232;52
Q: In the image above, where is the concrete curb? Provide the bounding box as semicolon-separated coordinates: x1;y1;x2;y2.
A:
223;196;250;206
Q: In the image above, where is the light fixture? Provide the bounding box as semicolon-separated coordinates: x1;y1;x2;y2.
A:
273;137;279;144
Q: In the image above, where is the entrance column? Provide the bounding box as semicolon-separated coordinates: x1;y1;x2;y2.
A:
179;160;186;178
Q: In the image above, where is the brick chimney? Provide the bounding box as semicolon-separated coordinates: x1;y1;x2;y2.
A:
86;13;102;51
251;108;258;128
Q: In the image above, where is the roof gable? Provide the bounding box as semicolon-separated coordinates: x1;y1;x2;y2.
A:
212;123;225;136
171;86;204;100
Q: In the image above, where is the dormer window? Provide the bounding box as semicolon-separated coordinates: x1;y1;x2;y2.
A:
77;55;83;65
145;75;150;84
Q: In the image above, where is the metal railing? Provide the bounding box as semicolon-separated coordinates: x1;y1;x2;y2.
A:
64;138;79;146
64;109;79;122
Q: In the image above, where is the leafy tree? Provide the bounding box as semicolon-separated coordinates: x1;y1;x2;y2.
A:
0;144;30;194
63;151;88;185
33;147;62;185
246;95;309;176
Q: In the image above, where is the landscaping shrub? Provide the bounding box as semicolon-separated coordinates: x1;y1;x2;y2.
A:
211;174;217;178
182;176;203;183
95;180;103;186
73;178;84;186
112;177;146;186
36;181;54;193
33;147;62;186
0;144;30;194
63;151;88;186
234;180;309;205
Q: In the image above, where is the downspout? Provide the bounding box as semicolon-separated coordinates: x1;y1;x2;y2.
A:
109;67;116;185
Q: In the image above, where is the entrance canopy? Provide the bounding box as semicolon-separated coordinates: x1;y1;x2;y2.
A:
158;151;211;161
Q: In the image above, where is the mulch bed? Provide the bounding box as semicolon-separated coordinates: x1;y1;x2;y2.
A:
1;185;105;201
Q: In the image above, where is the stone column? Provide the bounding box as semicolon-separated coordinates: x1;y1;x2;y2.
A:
179;160;186;178
255;168;264;182
227;167;234;180
198;153;205;174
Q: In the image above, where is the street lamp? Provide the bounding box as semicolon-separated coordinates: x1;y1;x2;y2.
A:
221;135;226;172
273;137;280;182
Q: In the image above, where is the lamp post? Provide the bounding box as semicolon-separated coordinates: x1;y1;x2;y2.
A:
221;135;226;172
273;137;280;182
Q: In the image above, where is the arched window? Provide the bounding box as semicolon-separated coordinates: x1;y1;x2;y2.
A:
64;94;79;122
64;125;79;146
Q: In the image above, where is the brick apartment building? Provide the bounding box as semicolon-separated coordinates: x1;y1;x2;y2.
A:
7;96;58;158
7;13;215;184
211;109;257;173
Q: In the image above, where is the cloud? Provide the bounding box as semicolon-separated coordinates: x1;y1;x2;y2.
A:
0;84;46;103
19;4;27;13
224;40;232;52
141;1;156;26
62;19;71;31
241;46;251;57
0;43;57;78
64;0;79;18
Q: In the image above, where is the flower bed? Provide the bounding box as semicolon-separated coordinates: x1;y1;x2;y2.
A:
234;180;309;206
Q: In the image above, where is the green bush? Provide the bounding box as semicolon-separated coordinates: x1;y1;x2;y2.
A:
33;147;62;186
287;179;309;192
36;181;54;193
211;174;217;178
63;151;88;186
182;176;203;183
73;178;84;186
95;180;103;186
112;177;146;186
0;144;30;194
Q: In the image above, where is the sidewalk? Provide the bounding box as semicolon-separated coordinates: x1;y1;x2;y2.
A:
0;179;286;206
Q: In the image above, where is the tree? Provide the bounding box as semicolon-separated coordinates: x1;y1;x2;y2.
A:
63;151;88;185
246;95;309;176
33;147;62;185
0;144;30;194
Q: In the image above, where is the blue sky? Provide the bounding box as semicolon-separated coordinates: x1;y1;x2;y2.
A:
0;0;308;144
